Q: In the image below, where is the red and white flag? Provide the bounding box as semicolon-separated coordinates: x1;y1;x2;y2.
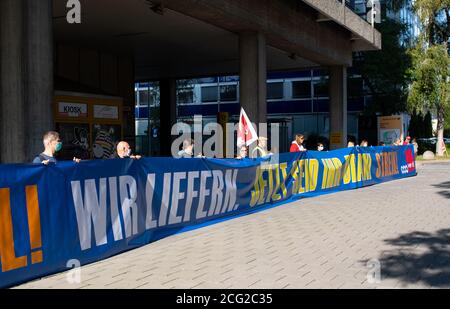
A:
237;107;258;147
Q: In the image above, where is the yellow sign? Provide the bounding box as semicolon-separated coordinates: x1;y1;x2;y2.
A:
330;132;342;145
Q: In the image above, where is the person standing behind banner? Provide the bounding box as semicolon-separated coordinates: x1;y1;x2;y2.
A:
252;137;272;158
236;145;248;159
115;141;141;160
360;139;369;147
403;136;411;145
33;131;61;165
178;138;194;158
290;134;306;152
412;138;418;156
33;131;81;165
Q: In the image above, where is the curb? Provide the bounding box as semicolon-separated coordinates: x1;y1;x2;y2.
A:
416;159;450;167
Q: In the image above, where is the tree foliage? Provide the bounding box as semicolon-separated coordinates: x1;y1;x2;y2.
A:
354;17;412;116
406;0;450;155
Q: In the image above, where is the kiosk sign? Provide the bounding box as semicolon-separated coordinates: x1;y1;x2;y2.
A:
58;102;88;118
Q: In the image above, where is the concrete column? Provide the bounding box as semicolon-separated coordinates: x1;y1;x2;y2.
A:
0;0;26;163
239;31;267;126
159;79;177;156
25;0;54;161
329;66;348;150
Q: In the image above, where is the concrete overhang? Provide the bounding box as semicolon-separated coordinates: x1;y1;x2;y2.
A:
53;0;381;81
302;0;382;52
159;0;382;66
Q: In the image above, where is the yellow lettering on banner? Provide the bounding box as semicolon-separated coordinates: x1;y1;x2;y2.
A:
363;154;372;181
357;154;364;182
321;159;335;189
290;161;300;195
306;159;319;192
271;165;282;202
257;169;267;205
350;154;357;183
303;159;309;192
327;159;336;188
266;164;274;203
332;158;343;187
250;167;261;207
321;159;329;189
343;155;351;184
0;188;27;272
298;160;305;194
279;163;288;199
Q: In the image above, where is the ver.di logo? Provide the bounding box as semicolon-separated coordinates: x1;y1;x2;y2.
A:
0;186;43;272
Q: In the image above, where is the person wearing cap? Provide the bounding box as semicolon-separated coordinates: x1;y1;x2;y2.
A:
403;136;411;145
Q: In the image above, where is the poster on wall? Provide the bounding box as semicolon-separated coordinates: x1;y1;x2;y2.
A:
92;124;121;159
94;104;119;120
56;123;91;160
378;115;404;145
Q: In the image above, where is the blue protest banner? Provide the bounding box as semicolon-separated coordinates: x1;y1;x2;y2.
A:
0;146;416;288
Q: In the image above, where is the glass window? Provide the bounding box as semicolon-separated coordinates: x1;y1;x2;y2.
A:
149;89;159;106
139;89;149;106
267;82;284;100
313;79;329;98
177;88;194;104
292;81;311;99
348;77;363;98
220;84;237;102
201;86;218;103
135;87;139;106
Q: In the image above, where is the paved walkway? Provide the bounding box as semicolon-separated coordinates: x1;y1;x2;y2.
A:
16;163;450;289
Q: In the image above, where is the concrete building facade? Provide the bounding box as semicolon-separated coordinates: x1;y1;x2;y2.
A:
0;0;381;163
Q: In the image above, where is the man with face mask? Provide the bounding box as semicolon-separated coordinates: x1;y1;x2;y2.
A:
33;131;64;165
115;141;141;160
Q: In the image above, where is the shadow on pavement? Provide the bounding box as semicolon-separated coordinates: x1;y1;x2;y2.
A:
374;229;450;287
433;181;450;199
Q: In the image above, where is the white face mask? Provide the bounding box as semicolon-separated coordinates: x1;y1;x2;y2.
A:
318;146;324;151
125;149;132;157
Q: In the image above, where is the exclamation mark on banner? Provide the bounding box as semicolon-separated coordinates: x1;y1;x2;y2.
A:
26;186;43;265
0;188;28;272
